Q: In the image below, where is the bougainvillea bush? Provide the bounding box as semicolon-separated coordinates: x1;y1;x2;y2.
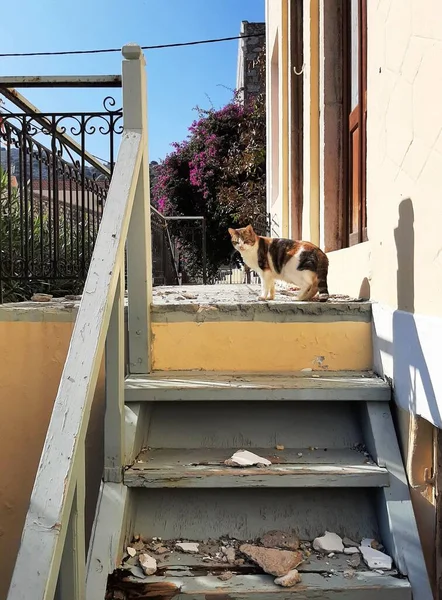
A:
151;49;266;280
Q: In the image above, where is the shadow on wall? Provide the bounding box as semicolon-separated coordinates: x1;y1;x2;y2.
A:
373;198;437;587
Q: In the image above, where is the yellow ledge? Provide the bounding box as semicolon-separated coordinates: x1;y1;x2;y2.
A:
152;321;372;372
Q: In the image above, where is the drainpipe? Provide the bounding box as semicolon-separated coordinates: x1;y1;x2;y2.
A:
281;0;290;237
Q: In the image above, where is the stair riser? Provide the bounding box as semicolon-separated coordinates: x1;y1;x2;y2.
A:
151;321;372;371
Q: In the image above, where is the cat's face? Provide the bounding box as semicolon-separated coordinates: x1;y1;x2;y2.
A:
228;225;257;252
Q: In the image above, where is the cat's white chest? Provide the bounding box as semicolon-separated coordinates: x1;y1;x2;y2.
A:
239;247;259;272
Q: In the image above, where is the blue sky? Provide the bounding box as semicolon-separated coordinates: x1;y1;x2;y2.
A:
2;0;264;163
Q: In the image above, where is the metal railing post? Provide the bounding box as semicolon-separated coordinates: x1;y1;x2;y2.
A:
123;43;152;374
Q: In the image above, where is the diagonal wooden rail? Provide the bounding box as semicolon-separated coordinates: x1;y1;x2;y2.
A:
7;43;152;600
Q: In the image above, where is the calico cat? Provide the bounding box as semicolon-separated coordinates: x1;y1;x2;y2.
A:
228;224;329;302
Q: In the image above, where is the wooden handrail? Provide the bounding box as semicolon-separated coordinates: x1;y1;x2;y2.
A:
7;44;151;600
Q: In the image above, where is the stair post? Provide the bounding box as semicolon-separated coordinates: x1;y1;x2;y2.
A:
122;42;152;374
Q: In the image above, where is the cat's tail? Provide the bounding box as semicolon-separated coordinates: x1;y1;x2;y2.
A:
317;254;329;302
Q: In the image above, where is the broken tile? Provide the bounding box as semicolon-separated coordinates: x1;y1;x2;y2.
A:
260;530;300;550
176;542;199;553
344;547;360;555
274;569;302;587
129;565;147;579
312;532;344;553
218;571;234;581
138;553;157;575
240;544;303;577
360;546;392;570
225;450;271;467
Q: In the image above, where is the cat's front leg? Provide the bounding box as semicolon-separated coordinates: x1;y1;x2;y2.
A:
258;269;274;301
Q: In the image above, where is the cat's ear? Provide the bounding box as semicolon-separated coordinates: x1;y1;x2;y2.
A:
245;224;254;233
228;228;236;237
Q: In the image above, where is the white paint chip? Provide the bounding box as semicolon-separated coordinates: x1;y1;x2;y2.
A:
312;532;344;553
225;450;271;467
176;542;200;553
360;546;392;570
139;553;157;575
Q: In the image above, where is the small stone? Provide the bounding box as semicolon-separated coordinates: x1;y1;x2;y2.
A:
225;450;271;467
343;569;355;579
138;553;157;575
127;546;137;557
234;558;245;566
313;532;344;553
176;542;199;553
154;545;169;554
275;444;285;451
375;569;385;575
347;554;361;568
221;546;236;563
344;547;359;555
218;571;234;581
260;530;300;550
343;537;359;548
240;544;303;577
31;293;53;302
182;292;198;299
328;552;335;558
360;546;392;570
274;569;302;587
297;452;303;457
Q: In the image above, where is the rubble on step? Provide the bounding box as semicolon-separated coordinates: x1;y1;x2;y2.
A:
107;530;398;598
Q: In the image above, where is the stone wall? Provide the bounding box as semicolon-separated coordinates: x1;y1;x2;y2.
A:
236;21;266;104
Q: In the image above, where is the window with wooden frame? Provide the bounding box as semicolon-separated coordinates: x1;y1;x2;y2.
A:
343;0;367;246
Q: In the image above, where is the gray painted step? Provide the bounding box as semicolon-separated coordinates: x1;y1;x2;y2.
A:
125;371;390;402
112;573;411;599
124;447;389;488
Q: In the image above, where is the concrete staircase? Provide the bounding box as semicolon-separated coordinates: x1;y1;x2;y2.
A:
95;285;431;600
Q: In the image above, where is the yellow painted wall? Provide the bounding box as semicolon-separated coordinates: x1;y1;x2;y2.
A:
0;319;105;600
152;320;371;372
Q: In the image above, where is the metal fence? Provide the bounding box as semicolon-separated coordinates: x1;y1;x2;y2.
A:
0;95;122;302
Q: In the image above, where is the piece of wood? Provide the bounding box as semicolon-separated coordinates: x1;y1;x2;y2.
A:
86;402;145;600
125;371;390;402
361;402;433;599
8;130;143;600
125;447;388;488
57;445;86;599
123;43;153;375
104;269;125;483
0;75;122;87
111;572;411;598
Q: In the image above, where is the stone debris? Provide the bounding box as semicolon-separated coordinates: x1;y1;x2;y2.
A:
347;553;361;568
138;553;157;575
224;450;271;467
274;569;302;587
181;292;198;300
221;546;236;563
275;444;285;451
127;546;137;557
176;542;200;553
343;537;360;548
31;293;53;302
218;571;234;581
239;544;303;577
344;547;360;555
313;532;344;553
360;546;392;570
343;569;356;579
260;530;300;550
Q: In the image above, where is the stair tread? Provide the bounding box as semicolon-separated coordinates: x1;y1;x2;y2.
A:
113;572;411;597
124;447;389;488
125;371;390;402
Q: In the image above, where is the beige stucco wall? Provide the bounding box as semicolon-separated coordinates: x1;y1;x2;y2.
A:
367;0;442;317
0;313;105;599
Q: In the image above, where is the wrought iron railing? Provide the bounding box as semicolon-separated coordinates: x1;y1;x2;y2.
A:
0;98;122;302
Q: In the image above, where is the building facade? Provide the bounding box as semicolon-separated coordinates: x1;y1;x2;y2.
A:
266;0;442;593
